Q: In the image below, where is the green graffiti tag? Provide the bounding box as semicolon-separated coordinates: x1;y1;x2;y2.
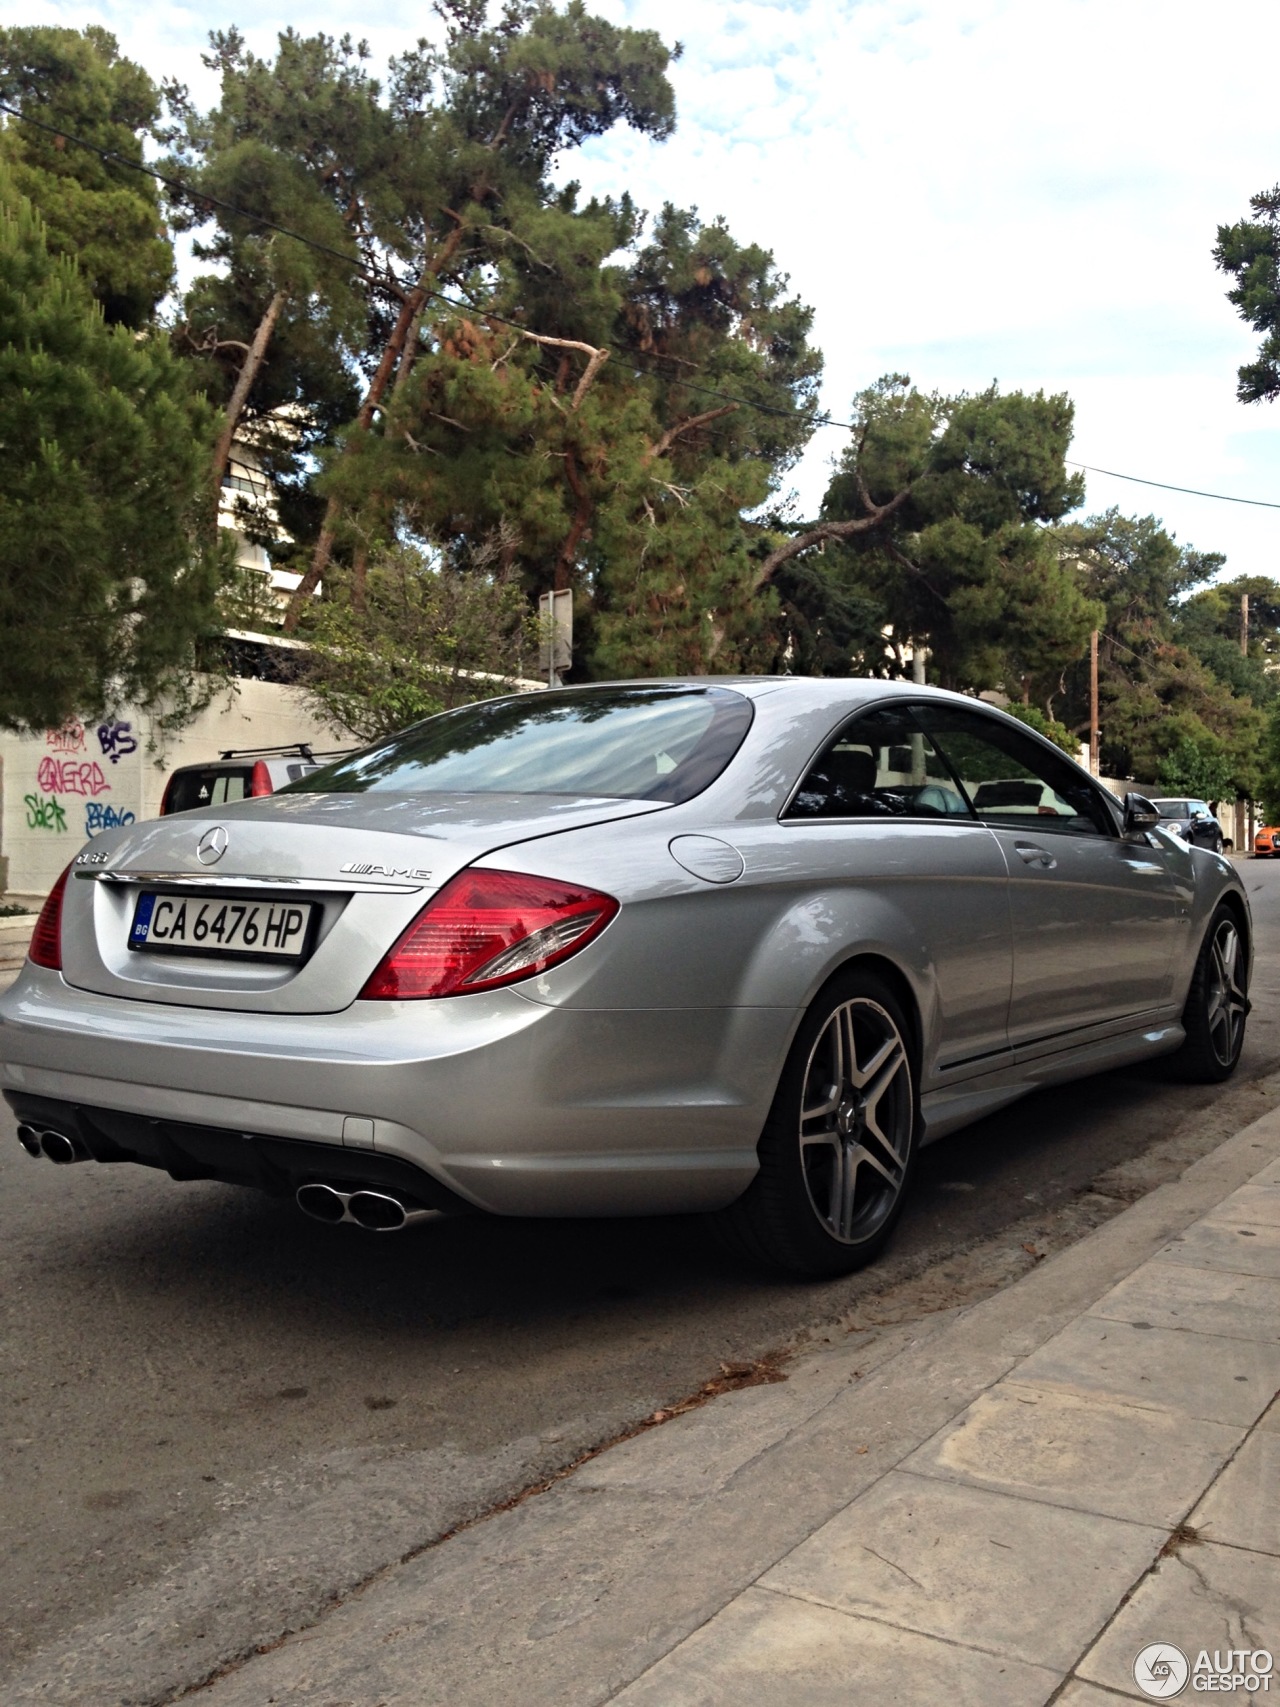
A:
25;793;68;833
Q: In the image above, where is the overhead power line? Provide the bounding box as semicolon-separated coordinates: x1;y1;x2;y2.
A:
5;96;1280;516
1066;461;1280;512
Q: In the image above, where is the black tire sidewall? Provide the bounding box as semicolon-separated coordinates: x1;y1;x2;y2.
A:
749;970;921;1277
1178;904;1247;1083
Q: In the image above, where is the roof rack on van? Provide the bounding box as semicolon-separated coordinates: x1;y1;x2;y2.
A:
217;742;315;761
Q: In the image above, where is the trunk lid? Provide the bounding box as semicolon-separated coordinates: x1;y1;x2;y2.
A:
62;792;664;1013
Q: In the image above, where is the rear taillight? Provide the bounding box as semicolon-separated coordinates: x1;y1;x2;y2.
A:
360;868;618;1000
159;775;177;814
249;760;273;798
28;864;72;970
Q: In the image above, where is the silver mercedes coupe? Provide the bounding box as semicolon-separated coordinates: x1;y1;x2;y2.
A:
0;679;1251;1276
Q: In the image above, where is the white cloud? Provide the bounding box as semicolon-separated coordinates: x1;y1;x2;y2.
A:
21;0;1280;570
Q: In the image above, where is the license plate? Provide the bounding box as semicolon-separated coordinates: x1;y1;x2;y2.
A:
128;893;317;961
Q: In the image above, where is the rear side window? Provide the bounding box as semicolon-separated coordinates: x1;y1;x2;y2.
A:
290;687;754;804
162;768;250;813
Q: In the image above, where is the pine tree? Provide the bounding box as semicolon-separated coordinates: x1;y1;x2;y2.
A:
0;26;172;328
762;377;1101;693
0;175;223;731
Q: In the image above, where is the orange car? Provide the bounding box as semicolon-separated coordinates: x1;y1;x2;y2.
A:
1254;825;1279;857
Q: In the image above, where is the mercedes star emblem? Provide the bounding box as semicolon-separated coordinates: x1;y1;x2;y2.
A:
196;825;229;865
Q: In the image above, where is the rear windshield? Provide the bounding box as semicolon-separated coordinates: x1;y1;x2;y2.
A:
288;686;754;803
163;767;250;813
1155;800;1191;819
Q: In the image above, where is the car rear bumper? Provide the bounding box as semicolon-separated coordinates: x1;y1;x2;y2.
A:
0;966;783;1215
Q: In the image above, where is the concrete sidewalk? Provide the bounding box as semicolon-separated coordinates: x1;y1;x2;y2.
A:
16;1107;1280;1706
143;1107;1279;1707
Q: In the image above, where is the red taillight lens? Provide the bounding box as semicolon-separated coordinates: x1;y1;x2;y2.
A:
249;761;273;798
28;864;72;970
360;868;619;1000
159;775;177;814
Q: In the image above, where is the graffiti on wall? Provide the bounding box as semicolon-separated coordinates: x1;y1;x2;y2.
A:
23;717;141;842
85;802;135;834
25;793;67;833
97;719;138;765
46;722;87;754
37;757;110;797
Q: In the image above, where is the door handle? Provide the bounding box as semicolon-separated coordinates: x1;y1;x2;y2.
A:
1014;842;1057;870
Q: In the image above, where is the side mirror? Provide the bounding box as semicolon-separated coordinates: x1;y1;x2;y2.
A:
1123;792;1160;834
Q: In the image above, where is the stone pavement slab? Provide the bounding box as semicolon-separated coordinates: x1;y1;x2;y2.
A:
759;1470;1162;1671
1202;1180;1280;1226
1004;1314;1280;1425
1088;1259;1280;1341
1155;1218;1280;1278
1190;1428;1280;1555
608;1588;1061;1707
1077;1541;1280;1700
900;1381;1242;1526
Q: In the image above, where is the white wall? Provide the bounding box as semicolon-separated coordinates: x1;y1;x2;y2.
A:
0;679;345;896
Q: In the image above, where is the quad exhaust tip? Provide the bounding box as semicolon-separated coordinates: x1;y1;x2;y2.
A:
295;1181;437;1232
16;1123;90;1164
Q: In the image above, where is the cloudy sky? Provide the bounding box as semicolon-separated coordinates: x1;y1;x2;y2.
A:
27;0;1280;578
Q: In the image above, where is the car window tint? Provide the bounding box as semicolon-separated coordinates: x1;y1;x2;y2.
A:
786;705;973;821
164;768;250;812
915;706;1111;837
1156;800;1190;819
290;686;753;804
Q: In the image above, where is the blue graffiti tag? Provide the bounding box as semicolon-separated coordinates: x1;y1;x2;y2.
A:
85;802;136;836
96;719;138;765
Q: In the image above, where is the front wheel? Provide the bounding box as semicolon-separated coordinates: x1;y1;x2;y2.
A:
713;972;919;1277
1171;906;1248;1082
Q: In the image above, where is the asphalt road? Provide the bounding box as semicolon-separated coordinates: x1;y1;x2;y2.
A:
5;858;1280;1701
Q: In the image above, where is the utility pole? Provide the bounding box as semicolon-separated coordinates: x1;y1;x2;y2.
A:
910;643;927;782
1241;592;1250;658
1089;629;1099;777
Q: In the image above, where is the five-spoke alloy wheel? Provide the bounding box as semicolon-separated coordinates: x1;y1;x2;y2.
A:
715;971;919;1277
1173;904;1248;1083
798;995;914;1247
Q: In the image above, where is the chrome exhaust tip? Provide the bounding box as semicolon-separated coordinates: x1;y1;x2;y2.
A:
347;1190;436;1232
295;1182;349;1225
294;1182;438;1232
15;1123;43;1157
38;1129;89;1164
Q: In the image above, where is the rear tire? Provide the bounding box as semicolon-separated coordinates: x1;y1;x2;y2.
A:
714;971;919;1278
1170;905;1248;1083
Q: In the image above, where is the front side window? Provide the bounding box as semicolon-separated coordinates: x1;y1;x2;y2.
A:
288;686;754;805
915;705;1112;838
786;705;972;820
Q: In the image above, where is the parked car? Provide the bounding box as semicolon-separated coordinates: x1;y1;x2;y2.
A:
1150;797;1224;854
1254;825;1279;858
2;680;1250;1277
159;745;350;814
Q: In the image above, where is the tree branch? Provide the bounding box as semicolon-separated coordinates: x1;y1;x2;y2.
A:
211;288;288;485
753;485;913;589
498;326;610;410
643;404;738;465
